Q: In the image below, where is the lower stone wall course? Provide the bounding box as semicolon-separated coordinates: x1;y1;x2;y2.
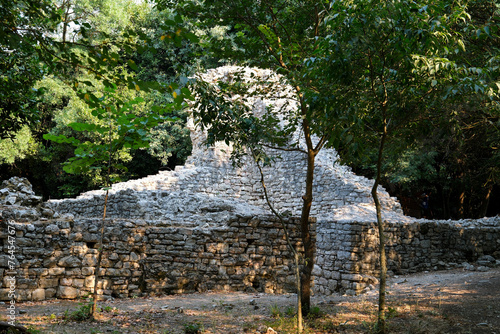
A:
0;215;310;301
314;217;500;296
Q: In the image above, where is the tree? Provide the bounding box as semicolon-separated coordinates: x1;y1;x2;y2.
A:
0;0;198;197
171;0;337;319
382;0;500;219
11;0;198;316
192;70;308;331
0;0;58;138
44;85;184;316
308;0;494;332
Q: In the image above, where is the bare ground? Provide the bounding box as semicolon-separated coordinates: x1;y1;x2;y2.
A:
3;267;500;334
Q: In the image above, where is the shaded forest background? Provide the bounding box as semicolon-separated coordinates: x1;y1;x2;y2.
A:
1;0;499;220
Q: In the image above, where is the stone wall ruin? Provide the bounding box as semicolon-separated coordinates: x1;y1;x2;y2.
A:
1;179;498;301
1;66;499;301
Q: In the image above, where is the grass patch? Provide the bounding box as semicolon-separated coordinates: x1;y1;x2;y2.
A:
183;321;204;334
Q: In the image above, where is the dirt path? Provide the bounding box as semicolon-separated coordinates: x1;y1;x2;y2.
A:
4;267;500;333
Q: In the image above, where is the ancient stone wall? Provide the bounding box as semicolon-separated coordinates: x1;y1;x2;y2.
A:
1;176;499;302
48;157;399;221
0;214;311;301
2;212;499;302
313;217;500;295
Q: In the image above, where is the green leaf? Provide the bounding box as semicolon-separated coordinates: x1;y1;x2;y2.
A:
174;14;183;24
43;133;80;146
68;122;97;132
183;32;199;43
484;26;490;36
128;59;138;71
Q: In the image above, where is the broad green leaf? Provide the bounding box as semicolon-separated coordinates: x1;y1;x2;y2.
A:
128;59;138;71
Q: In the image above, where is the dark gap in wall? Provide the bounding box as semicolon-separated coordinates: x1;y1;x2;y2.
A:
86;242;97;249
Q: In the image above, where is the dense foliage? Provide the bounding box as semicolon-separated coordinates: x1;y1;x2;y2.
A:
334;0;500;219
1;0;498;212
0;0;198;198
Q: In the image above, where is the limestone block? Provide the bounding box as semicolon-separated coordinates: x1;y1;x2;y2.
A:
129;252;140;261
340;280;350;289
60;278;72;286
312;264;323;276
328;280;338;291
352;282;365;292
84;276;95;288
43;256;59;268
101;258;115;268
27;269;47;278
16;290;31;301
45;224;60;234
39;278;58;288
0;289;11;301
477;255;496;267
113;284;128;290
82;267;95;276
42;208;54;218
57;256;82;268
342;273;364;282
48;267;65;276
45;288;57;299
2;276;17;287
106;268;120;276
119;269;131;276
222;258;236;266
5;195;17;205
32;288;46;301
58;286;78;299
83;233;100;242
236;254;250;265
66;268;81;276
69;233;83;241
16;237;32;247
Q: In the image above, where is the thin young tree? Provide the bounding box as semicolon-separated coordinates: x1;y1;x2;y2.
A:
44;86;169;317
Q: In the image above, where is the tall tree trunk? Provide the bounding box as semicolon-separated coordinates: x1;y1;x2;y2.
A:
295;252;303;333
373;118;388;334
92;189;109;318
300;148;315;316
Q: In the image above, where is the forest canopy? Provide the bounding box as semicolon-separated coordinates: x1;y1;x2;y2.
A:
1;0;499;219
